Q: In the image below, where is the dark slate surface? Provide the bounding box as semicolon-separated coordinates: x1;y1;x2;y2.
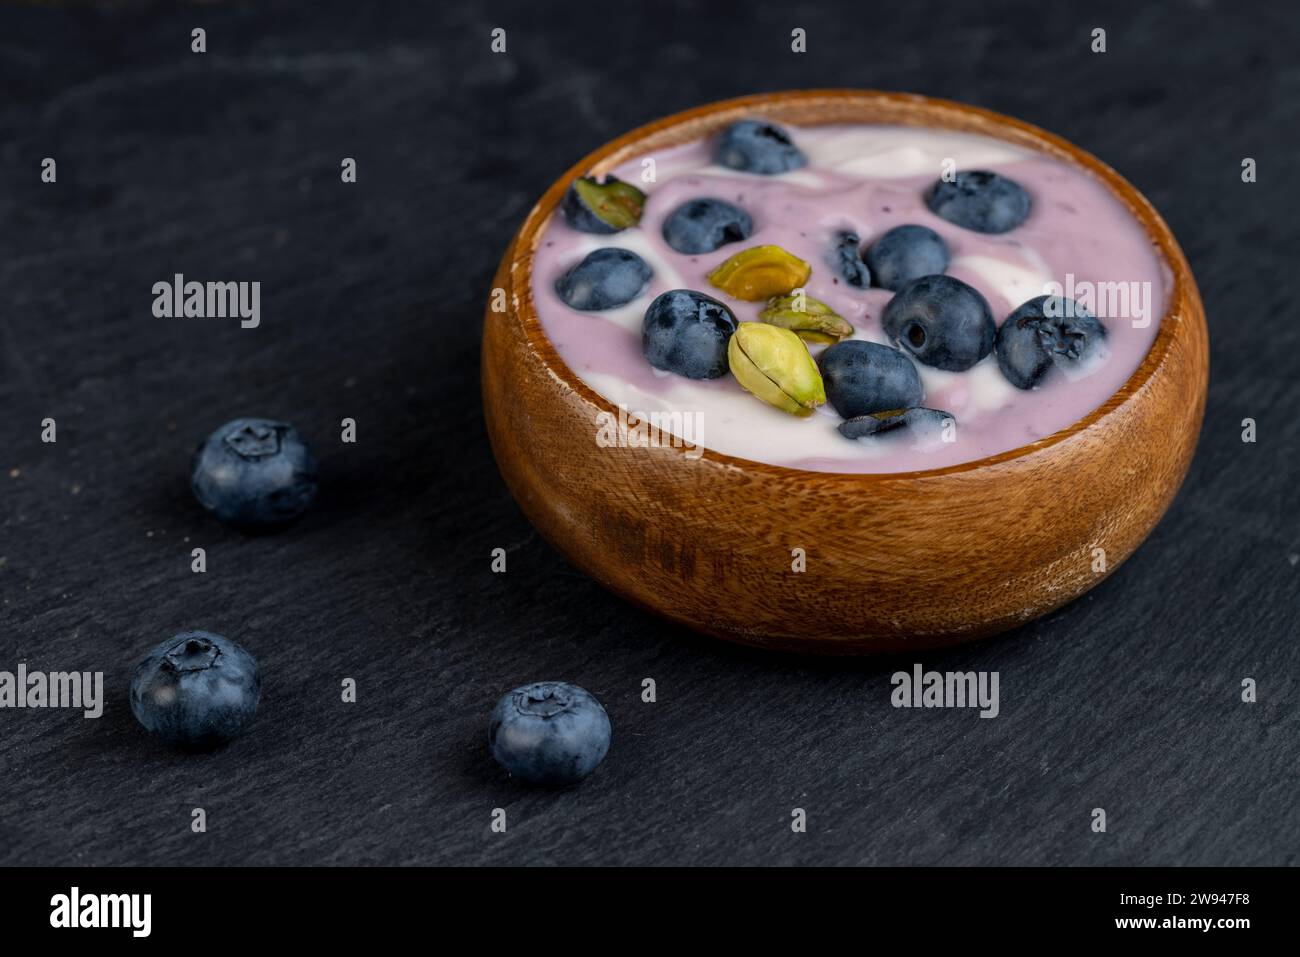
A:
0;0;1296;867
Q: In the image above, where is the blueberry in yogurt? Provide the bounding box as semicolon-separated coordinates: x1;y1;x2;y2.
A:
554;248;652;311
829;231;871;288
925;170;1031;234
818;340;924;419
642;289;738;379
865;224;950;291
532;122;1166;474
489;681;611;786
130;630;261;750
191;418;318;527
561;174;646;234
714;120;807;175
838;407;954;440
662;198;753;254
882;275;996;372
996;295;1108;389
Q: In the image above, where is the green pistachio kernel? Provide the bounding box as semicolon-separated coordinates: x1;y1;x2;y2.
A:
572;177;646;231
727;322;826;416
707;245;812;301
758;293;854;344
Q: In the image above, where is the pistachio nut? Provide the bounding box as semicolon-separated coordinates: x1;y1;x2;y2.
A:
728;323;826;416
564;176;647;232
706;245;812;301
758;293;853;344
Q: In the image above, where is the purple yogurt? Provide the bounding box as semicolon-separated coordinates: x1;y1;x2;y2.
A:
531;125;1171;473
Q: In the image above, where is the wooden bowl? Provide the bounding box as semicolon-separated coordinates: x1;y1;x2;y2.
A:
481;90;1208;653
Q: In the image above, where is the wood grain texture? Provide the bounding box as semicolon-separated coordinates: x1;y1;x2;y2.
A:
483;90;1210;651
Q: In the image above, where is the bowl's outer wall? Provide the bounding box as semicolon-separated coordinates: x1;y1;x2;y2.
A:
481;90;1209;652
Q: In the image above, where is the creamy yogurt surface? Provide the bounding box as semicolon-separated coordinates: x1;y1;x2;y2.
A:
531;124;1171;473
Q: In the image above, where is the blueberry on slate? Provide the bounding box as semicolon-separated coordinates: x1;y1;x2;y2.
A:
882;275;996;372
554;248;653;311
662;198;753;254
864;224;950;291
489;681;611;786
191;418;318;526
642;289;738;379
924;170;1031;234
130;630;261;750
714;120;807;175
560;174;646;234
995;295;1108;389
829;231;871;288
818;340;923;419
838;407;954;440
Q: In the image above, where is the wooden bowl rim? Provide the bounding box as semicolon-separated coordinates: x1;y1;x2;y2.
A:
505;88;1198;481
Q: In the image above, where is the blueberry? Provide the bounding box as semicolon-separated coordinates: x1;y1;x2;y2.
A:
560;175;646;234
191;418;318;526
925;170;1030;234
642;289;738;379
129;631;261;750
864;224;950;291
829;231;871;288
554;248;652;311
489;681;611;786
818;340;923;419
662;198;753;254
881;275;996;372
838;407;954;440
995;295;1108;389
714;120;807;175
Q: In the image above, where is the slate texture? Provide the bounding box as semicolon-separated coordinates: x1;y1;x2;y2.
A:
0;0;1296;866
